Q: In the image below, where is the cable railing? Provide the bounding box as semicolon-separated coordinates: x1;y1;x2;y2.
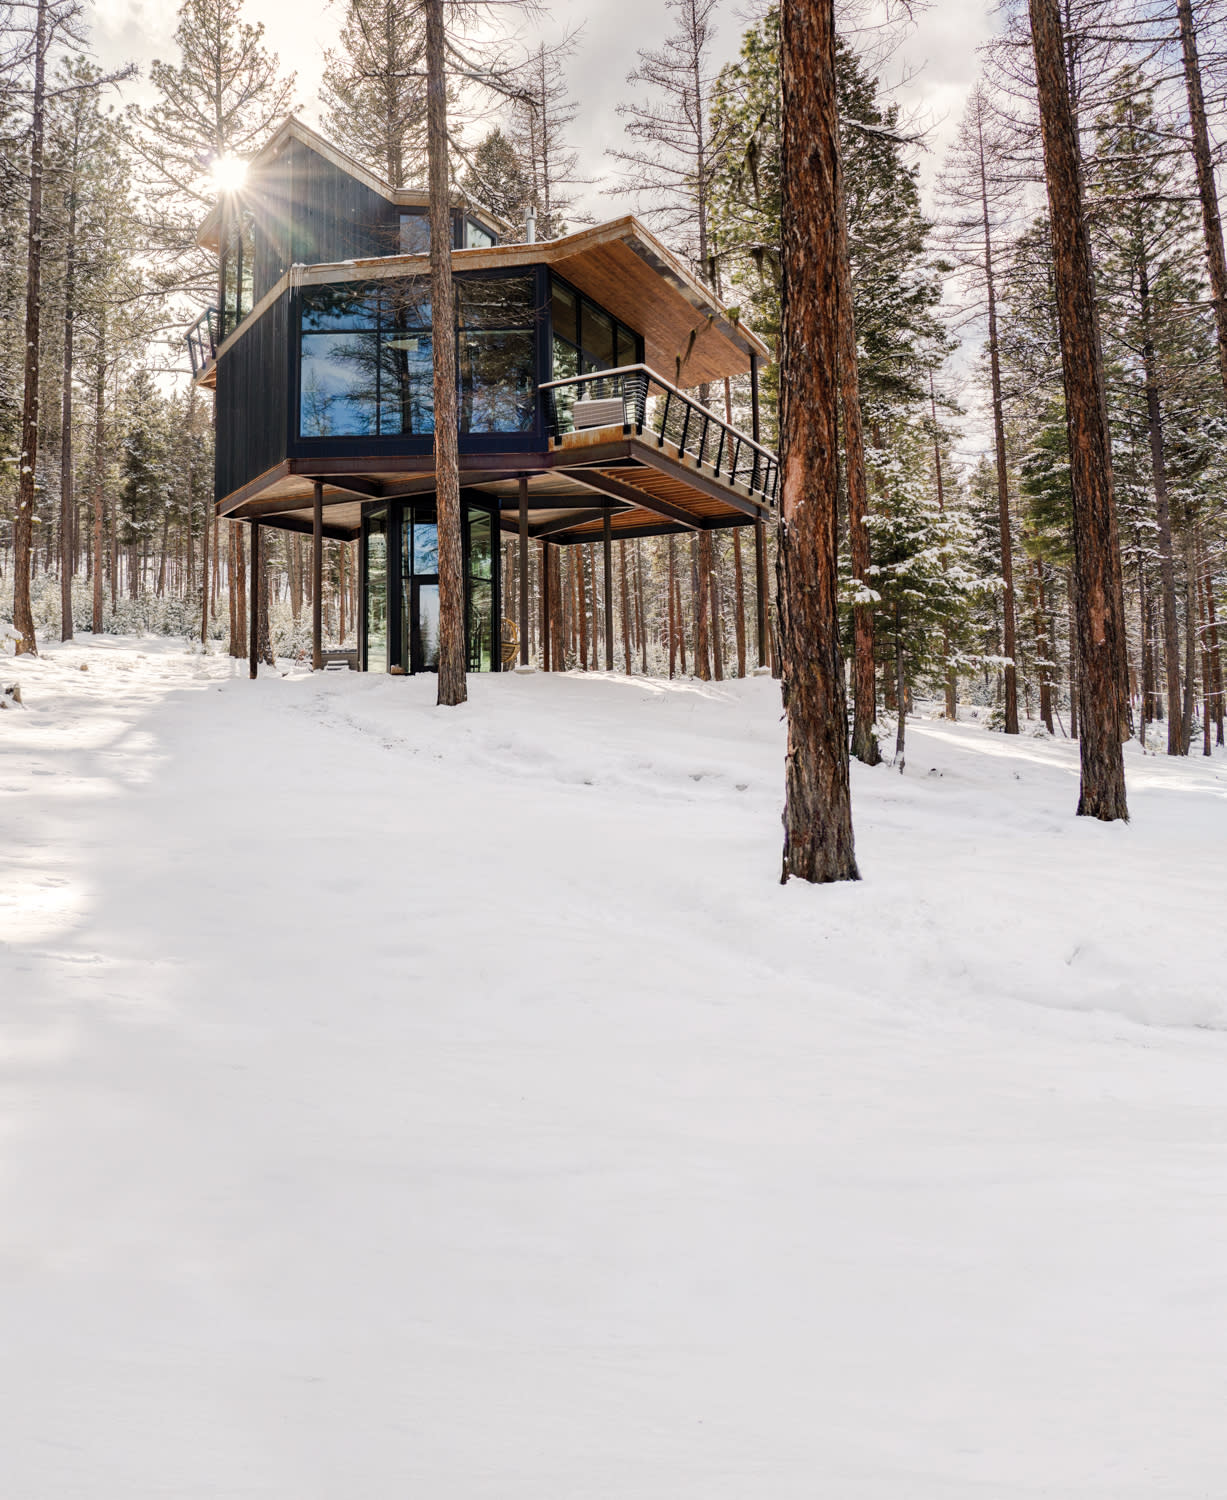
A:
539;363;778;506
186;306;220;378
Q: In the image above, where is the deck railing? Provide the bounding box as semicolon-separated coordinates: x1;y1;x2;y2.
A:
539;364;778;505
186;307;220;378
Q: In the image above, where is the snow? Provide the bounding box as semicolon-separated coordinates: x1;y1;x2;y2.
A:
3;636;1226;1498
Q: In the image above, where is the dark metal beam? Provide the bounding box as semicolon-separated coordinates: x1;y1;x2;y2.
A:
556;466;702;531
528;507;620;539
301;474;384;500
312;482;324;672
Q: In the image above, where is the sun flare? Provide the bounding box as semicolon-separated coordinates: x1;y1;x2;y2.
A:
209;154;248;194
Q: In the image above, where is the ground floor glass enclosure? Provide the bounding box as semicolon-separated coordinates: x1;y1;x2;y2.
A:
360;498;499;674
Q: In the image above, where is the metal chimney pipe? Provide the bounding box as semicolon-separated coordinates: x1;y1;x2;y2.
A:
525;207;537;243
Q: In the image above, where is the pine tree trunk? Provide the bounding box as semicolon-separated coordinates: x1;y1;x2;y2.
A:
710;535;724;680
836;142;878;763
1181;532;1198;754
979;119;1019;733
576;543;588;669
894;602;907;771
425;0;466;706
590;545;600;669
1029;0;1129;820
635;540;648;674
13;0;48;655
60;176;77;642
548;543;563;670
91;346;105;635
778;0;859;883
1176;0;1227;410
1140;265;1183;753
1033;557;1054;733
1204;568;1224;745
619;540;632;674
667;535;677;677
692;534;711;679
259;534;273;665
732;527;747;677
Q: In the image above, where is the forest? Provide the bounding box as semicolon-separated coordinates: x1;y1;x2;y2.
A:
4;0;1225;789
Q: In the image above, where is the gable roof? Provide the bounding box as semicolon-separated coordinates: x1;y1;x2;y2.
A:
196;115;510;251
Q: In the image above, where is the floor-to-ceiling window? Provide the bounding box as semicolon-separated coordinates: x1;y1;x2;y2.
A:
549;278;639;430
363;501;499;674
298;273;538;441
467;506;494;671
365;511;388;671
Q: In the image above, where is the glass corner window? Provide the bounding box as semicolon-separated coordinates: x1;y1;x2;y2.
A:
465;218;497;250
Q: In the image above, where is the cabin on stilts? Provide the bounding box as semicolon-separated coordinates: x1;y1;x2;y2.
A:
188;118;776;676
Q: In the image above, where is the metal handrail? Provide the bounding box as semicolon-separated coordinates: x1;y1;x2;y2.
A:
186;306;219;377
539;363;779;504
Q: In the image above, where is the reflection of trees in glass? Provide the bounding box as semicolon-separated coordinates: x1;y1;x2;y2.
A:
457;275;538;433
298;273;539;437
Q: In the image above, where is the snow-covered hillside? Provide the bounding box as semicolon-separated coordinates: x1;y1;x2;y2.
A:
3;638;1225;1497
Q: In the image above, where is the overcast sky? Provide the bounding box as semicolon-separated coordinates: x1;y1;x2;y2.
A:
90;0;1000;212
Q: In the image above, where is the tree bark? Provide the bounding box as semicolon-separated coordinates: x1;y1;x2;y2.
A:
60;171;77;641
978;113;1019;733
91;337;105;636
777;0;859;883
13;0;48;655
693;533;711;679
1139;261;1183;753
425;0;466;705
619;539;632;674
732;526;747;677
1177;0;1227;411
1029;0;1129;820
836;137;879;763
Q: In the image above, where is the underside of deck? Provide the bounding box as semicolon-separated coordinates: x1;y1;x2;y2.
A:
216;424;774;545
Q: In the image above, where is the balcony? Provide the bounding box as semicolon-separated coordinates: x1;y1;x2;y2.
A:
187;307;220;385
541;365;777;506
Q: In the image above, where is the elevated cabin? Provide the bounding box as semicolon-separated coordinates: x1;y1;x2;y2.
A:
190;117;777;675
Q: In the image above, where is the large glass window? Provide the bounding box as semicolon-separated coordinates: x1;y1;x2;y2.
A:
458;276;536;434
220;209;256;340
550;276;639;382
299;273;537;439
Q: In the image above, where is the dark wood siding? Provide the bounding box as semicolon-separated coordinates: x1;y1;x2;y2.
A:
215;291;289;503
284;138;396;264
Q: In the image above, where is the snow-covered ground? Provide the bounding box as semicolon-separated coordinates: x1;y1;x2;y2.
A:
3;636;1226;1498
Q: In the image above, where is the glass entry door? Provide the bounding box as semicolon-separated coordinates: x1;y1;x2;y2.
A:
402;511;440;673
411;578;440;672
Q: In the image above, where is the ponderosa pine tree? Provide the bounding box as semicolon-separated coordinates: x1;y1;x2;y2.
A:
1028;0;1130;820
128;0;293;656
936;83;1022;733
612;0;726;680
460;127;532;234
511;39;585;240
777;0;858;885
1090;74;1203;752
320;0;425;189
